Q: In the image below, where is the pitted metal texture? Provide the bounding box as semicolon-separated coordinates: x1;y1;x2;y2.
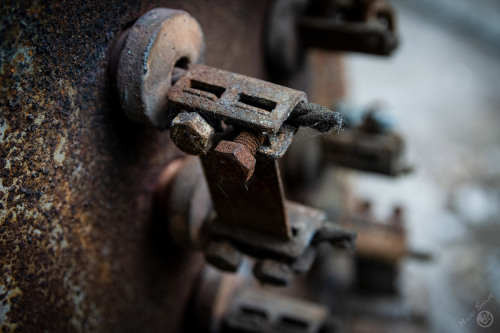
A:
167;64;307;133
115;8;205;128
0;0;274;331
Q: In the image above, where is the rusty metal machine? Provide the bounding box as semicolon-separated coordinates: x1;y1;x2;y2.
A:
0;0;410;332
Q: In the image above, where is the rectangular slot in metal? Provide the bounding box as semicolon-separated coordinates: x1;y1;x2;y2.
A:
189;80;226;99
279;316;309;329
238;93;276;112
240;306;268;320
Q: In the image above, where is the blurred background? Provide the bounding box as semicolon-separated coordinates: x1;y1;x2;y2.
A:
335;0;500;331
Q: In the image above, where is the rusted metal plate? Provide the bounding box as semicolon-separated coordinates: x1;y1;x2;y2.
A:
0;0;273;331
168;64;307;133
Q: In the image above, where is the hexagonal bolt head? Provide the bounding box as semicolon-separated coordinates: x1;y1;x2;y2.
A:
170;112;215;155
205;240;242;272
253;259;292;286
212;141;256;183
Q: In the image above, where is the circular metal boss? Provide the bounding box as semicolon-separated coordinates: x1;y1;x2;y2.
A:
115;8;205;128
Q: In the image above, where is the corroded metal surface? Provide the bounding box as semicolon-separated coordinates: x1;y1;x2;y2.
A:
323;129;406;175
286;101;346;133
168;64;307;133
257;125;296;160
114;8;204;128
341;201;407;263
170;112;215;155
163;61;351;284
213;131;266;184
0;0;273;331
202;155;291;241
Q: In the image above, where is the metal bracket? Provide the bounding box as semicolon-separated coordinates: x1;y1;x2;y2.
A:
166;67;355;285
113;7;355;286
168;64;307;133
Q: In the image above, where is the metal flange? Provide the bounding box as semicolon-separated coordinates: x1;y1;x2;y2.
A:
112;8;205;128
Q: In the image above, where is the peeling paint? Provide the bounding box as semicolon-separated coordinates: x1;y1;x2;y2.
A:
53;135;67;164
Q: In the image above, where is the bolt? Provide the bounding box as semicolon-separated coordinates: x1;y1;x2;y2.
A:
170;112;215;155
205;240;242;272
253;259;292;286
212;131;266;183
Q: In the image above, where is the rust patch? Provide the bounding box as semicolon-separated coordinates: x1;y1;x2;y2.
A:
167;64;307;134
0;0;215;331
0;0;324;331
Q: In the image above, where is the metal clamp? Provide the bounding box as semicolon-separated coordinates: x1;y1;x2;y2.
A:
165;64;354;285
112;7;356;286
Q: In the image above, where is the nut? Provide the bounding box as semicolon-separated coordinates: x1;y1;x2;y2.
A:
212;141;256;183
253;259;292;286
205;240;242;272
170;112;215;155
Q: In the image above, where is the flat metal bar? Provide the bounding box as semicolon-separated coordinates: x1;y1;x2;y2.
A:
201;154;292;240
168;64;307;133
